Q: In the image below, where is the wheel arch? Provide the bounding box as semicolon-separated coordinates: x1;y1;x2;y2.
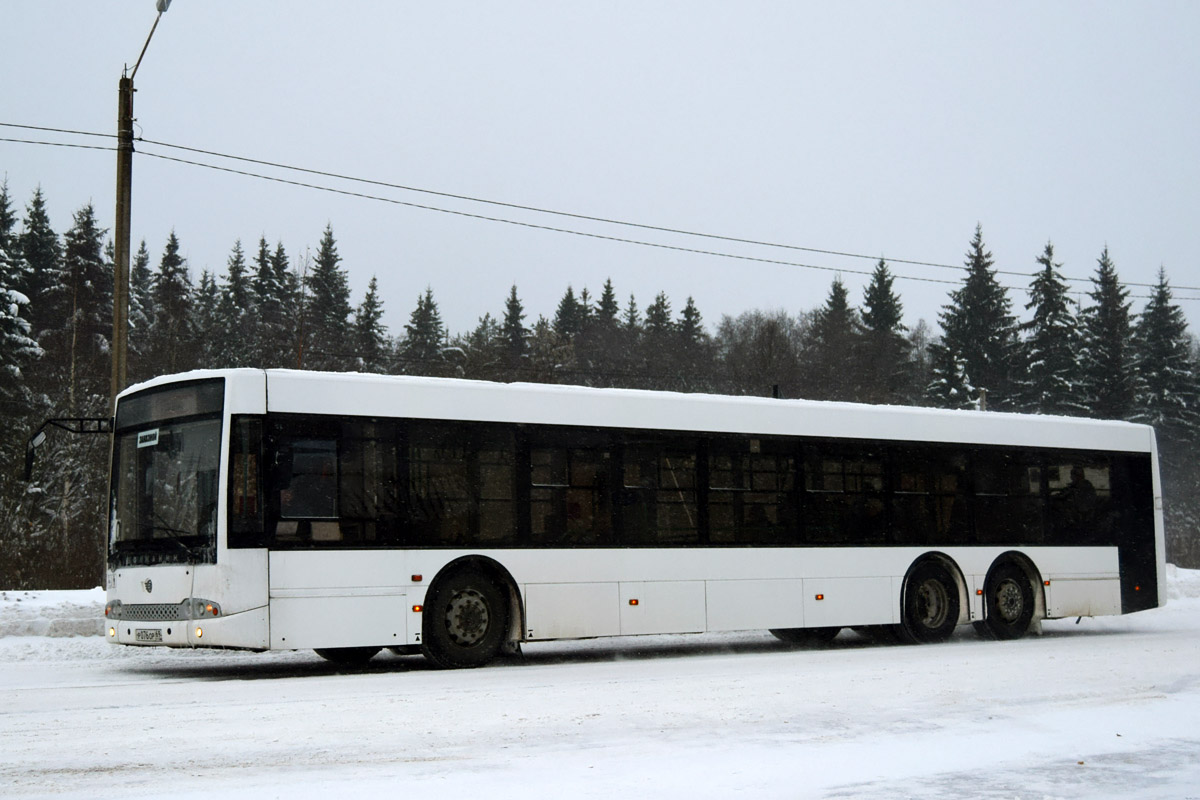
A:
904;551;971;627
429;555;525;645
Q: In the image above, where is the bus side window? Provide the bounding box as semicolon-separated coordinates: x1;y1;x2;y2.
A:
228;416;264;548
278;439;339;520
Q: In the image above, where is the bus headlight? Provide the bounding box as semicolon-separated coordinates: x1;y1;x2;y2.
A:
108;627;116;638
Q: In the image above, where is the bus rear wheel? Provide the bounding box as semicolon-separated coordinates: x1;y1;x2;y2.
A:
977;562;1035;640
898;560;960;644
314;646;381;664
770;627;841;646
421;568;509;669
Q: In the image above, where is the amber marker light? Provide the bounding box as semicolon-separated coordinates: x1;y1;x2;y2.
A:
815;594;824;601
412;605;423;613
412;574;423;582
629;599;639;606
977;589;984;596
1045;580;1051;586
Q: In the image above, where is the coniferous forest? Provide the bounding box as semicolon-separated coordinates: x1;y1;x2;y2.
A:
2;181;1198;589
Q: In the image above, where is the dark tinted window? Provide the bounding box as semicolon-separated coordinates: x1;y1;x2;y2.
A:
802;444;886;544
621;437;699;545
709;437;797;544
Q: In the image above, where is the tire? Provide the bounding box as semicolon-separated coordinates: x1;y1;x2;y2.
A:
314;646;381;664
770;627;841;646
978;562;1035;640
421;568;510;669
898;560;961;644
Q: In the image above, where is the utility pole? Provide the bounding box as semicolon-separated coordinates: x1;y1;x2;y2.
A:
112;75;133;409
112;1;170;410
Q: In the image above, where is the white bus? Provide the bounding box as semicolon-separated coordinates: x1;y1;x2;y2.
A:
104;369;1165;667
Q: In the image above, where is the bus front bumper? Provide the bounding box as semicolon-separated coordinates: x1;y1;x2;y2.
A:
105;605;269;650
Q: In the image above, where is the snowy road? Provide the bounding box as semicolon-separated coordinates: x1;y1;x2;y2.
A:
3;570;1200;799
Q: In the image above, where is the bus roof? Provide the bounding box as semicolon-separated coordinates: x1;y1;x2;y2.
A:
121;368;1157;455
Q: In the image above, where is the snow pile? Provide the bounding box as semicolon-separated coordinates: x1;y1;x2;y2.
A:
0;587;105;638
1165;562;1200;600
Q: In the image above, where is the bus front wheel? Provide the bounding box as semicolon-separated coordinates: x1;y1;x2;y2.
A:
421;568;509;669
898;560;960;644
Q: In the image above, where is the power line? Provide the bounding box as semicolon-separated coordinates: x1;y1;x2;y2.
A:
136;148;961;288
0;136;116;152
3;122;1198;301
0;122;116;140
132;136;1199;292
132;149;1196;303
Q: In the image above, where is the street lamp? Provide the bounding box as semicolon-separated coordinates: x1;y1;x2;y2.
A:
112;0;171;409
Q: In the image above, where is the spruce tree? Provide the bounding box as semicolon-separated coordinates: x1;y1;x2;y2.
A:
147;231;196;376
500;284;528;372
1020;242;1083;415
579;278;623;387
257;240;297;368
1132;269;1196;432
859;259;912;405
1132;269;1200;566
0;179;16;250
399;287;446;375
353;275;389;373
597;278;620;325
0;203;42;590
304;224;352;370
675;296;712;392
216;239;254;367
806;277;862;401
127;240;156;383
923;344;975;410
0;215;40;416
17;187;61;345
25;203;111;588
637;292;675;389
193;270;221;369
0;178;38;410
1078;246;1136;420
43;203;111;411
458;313;501;380
927;224;1018;409
553;285;582;342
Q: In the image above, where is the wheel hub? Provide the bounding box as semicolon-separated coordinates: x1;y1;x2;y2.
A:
917;578;950;628
995;579;1024;623
445;589;489;646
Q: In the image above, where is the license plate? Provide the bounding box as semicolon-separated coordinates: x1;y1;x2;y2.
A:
135;628;163;643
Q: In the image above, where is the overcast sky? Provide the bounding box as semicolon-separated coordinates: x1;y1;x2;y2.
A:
3;2;1198;338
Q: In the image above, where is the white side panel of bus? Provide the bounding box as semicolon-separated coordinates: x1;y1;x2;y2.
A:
1044;578;1121;619
803;576;897;627
271;595;408;650
269;551;408;650
704;579;805;632
524;583;621;641
619;581;706;635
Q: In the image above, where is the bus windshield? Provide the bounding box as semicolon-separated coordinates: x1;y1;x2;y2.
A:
110;380;224;566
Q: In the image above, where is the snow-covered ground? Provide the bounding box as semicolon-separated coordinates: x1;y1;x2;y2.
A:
3;567;1200;799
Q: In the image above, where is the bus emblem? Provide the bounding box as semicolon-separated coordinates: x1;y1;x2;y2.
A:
142;579;153;594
